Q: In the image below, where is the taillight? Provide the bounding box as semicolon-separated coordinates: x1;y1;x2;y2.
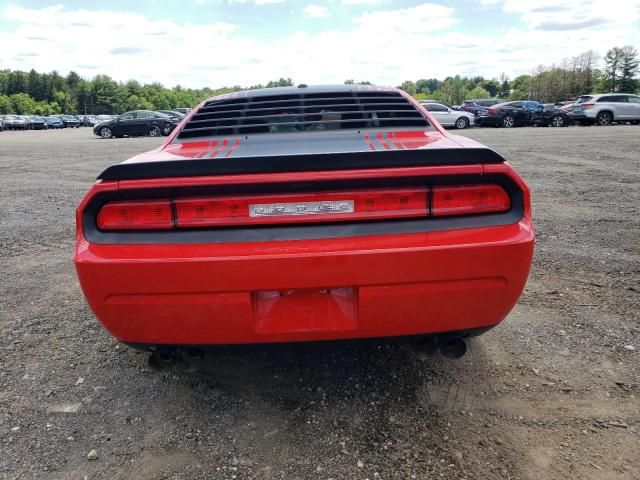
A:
174;188;428;227
581;102;595;108
95;184;511;231
97;200;173;230
432;184;510;217
488;108;497;116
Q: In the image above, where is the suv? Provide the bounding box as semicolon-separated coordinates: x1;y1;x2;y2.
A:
571;93;640;126
462;98;504;117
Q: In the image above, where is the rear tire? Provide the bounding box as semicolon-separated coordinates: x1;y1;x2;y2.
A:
455;117;469;129
149;125;162;137
502;115;515;128
596;111;613;126
550;115;566;127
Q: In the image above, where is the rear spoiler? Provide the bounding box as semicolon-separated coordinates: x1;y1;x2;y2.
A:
97;148;505;181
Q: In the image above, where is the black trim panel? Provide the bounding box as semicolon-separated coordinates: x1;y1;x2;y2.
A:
97;148;505;181
83;174;523;245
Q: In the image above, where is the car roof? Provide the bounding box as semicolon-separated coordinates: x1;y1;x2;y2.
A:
203;84;398;104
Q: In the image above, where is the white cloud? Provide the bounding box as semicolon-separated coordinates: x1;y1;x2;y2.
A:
228;0;285;4
303;4;330;17
0;2;638;89
341;0;382;4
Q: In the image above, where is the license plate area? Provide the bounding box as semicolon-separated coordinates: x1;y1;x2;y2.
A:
254;287;356;334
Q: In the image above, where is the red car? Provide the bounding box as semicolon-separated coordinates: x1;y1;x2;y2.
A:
74;85;534;362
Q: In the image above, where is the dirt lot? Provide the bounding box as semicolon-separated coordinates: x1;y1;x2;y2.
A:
1;125;638;480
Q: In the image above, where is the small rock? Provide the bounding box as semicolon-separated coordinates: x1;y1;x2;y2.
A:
232;457;239;466
11;426;20;432
608;421;628;429
75;377;85;386
44;389;54;397
87;449;98;460
623;345;635;351
558;329;567;336
494;438;504;445
357;460;364;468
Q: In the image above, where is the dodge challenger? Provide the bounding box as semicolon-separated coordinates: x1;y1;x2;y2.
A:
74;85;534;363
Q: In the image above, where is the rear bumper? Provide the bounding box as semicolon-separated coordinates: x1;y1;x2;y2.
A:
75;221;534;345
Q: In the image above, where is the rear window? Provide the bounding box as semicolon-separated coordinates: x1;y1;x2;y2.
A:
575;96;593;104
178;90;432;139
597;96;627;103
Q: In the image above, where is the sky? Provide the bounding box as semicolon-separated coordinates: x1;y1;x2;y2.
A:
1;0;639;89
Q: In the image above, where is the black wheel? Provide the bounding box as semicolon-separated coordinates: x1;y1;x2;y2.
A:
596;111;613;126
502;115;515;128
550;115;566;127
455;117;469;129
99;126;113;139
162;125;173;136
149;125;162;137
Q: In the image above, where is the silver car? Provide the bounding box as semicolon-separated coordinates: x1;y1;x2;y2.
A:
420;102;475;129
571;93;640;126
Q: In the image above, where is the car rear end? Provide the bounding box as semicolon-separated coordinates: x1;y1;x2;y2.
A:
74;86;534;350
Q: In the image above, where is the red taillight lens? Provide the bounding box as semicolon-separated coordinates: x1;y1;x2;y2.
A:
97;200;173;230
432;184;510;217
174;188;428;227
488;108;497;116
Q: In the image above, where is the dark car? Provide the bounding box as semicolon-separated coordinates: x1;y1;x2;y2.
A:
61;115;81;128
461;98;504;117
81;115;101;127
93;110;179;139
156;110;186;121
172;107;192;115
533;104;570;127
27;115;48;130
477;101;545;128
0;117;4;131
46;116;65;129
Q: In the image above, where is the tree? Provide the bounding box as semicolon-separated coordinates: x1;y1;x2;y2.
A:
0;94;13;113
9;92;37;114
499;74;510;98
398;80;416;95
618;46;639;93
603;47;625;92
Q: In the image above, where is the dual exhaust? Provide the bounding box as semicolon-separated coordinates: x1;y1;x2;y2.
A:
411;334;467;360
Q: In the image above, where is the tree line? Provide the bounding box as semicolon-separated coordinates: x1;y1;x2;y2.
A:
0;46;637;115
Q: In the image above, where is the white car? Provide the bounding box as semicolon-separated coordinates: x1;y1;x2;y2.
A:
420;102;475;129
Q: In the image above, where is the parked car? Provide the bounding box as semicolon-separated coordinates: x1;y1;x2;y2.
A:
74;85;534;362
27;115;48;130
477;100;557;128
461;98;504;117
172;107;192;115
420;101;474;129
61;115;80;128
570;93;640;126
156;110;185;121
534;104;571;127
46;116;65;129
93;110;180;138
3;114;28;130
0;117;4;131
81;115;101;126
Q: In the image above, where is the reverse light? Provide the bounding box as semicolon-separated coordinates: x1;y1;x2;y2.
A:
432;184;510;217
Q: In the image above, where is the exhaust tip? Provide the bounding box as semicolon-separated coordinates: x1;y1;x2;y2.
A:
438;336;467;359
148;350;177;371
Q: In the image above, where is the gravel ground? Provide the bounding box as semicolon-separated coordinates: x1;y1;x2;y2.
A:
0;126;638;480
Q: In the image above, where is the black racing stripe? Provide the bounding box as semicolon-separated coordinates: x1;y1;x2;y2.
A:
97;148;505;181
